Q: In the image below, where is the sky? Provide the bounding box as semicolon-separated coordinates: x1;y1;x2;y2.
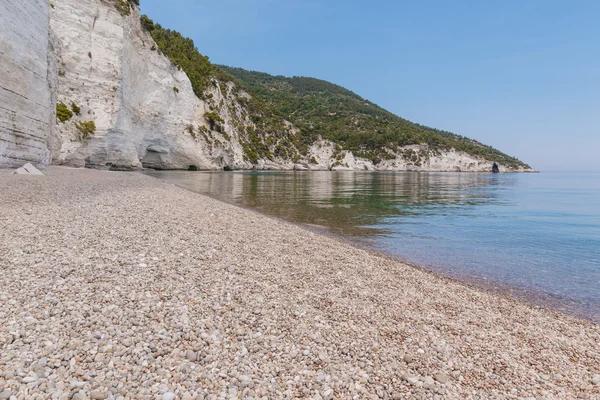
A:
141;0;600;171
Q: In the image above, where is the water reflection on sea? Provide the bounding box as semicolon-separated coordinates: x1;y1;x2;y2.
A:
145;170;600;322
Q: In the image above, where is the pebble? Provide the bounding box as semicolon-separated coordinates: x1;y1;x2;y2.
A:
162;392;176;400
435;373;451;384
238;375;250;386
90;390;106;399
401;374;419;385
0;391;11;400
185;350;197;361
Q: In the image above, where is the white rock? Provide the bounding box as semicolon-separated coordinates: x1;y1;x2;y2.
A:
13;163;44;176
402;374;419;385
238;375;250;386
162;392;176;400
434;373;451;384
185;350;197;361
89;390;106;399
423;376;435;386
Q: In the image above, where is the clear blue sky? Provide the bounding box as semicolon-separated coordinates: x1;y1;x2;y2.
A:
141;0;600;171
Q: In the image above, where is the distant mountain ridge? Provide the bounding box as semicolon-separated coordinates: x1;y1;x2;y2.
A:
218;66;531;170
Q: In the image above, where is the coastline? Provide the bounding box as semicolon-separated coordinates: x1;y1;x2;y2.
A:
149;171;592;323
1;167;598;399
133;166;540;173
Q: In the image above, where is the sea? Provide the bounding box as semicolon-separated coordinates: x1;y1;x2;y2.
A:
145;170;600;322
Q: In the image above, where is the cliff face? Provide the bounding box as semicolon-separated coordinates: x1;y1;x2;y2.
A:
1;0;532;172
0;0;55;168
308;142;518;172
49;0;279;171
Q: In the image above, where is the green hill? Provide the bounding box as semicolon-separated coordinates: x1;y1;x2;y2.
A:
218;66;530;169
138;11;529;170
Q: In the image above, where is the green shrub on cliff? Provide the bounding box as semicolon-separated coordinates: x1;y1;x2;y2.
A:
56;103;73;122
75;121;96;139
116;0;135;16
204;112;224;125
71;102;81;115
204;112;226;132
137;15;310;165
141;15;154;32
141;15;217;97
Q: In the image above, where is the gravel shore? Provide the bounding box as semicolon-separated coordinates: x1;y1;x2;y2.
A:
1;167;599;400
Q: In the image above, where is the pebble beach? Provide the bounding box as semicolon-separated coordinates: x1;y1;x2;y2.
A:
0;167;599;400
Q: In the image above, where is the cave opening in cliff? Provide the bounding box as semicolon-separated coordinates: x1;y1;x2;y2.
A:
492;162;500;173
187;165;198;171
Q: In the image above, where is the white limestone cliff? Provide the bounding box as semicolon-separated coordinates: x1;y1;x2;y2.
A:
49;0;275;170
0;0;55;168
306;141;529;172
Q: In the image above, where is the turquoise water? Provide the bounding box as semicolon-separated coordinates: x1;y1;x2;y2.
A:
145;171;600;321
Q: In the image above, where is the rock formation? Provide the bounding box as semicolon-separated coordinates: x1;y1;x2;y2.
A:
12;162;44;176
48;0;261;171
0;0;55;168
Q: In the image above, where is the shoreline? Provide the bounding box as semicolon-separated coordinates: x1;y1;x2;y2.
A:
1;167;598;399
146;170;595;324
140;167;541;173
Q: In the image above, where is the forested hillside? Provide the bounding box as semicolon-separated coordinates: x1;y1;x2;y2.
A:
139;15;308;164
218;66;530;169
136;9;529;170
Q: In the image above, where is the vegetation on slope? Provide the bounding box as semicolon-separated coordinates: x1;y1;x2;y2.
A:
139;15;306;163
140;15;223;97
134;5;528;169
218;66;530;168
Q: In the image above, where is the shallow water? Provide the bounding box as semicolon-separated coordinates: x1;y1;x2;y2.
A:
145;170;600;321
